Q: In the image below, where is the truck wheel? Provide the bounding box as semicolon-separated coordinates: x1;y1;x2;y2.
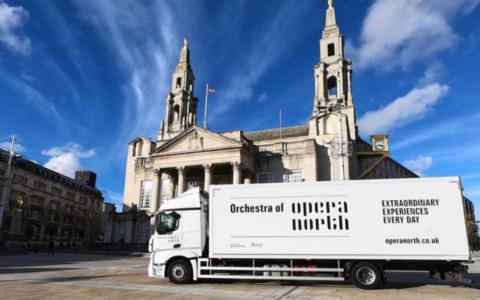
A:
168;259;193;284
351;262;383;290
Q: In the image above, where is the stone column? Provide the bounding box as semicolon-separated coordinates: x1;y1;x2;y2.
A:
168;179;175;200
204;164;212;191
151;169;161;213
177;167;185;195
232;162;241;185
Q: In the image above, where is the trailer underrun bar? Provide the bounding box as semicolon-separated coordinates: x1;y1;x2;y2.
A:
197;259;345;281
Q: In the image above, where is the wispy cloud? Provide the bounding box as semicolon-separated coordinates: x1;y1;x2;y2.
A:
419;62;447;86
0;68;60;119
0;1;31;55
403;155;433;176
462;173;480;182
392;112;480;150
465;186;480;198
358;83;449;136
73;0;317;162
417;143;480;167
350;0;480;71
74;0;179;161
42;143;96;178
258;92;268;103
209;1;316;120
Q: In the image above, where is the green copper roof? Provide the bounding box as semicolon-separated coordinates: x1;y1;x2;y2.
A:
244;125;309;142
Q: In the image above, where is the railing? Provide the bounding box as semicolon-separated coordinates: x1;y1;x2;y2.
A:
135;157;153;169
256;141;310;155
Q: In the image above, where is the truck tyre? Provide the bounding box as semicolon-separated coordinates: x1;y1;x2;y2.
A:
168;259;193;284
351;262;383;290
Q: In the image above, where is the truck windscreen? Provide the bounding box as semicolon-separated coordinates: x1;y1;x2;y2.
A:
156;212;180;234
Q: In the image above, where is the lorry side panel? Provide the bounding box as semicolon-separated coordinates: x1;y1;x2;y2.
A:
208;177;469;261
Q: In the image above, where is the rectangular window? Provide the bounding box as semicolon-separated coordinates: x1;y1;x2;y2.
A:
64;215;73;224
66;192;76;201
34;180;47;191
50;201;60;210
0;169;5;177
328;43;335;56
51;187;62;196
29;209;43;220
64;204;75;214
30;195;44;207
49;212;60;223
13;174;28;185
80;196;88;206
140;180;152;209
283;170;304;183
160;178;171;206
257;172;274;184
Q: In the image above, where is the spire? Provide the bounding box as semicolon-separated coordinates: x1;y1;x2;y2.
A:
325;0;337;28
178;37;190;66
158;38;197;142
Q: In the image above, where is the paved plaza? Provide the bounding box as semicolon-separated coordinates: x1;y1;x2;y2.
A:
0;254;479;299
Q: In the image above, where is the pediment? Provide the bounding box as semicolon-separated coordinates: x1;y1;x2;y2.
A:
155;127;242;155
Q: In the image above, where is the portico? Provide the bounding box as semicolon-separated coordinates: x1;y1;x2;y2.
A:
144;126;255;211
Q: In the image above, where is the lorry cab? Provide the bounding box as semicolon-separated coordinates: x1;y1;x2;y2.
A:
148;188;207;282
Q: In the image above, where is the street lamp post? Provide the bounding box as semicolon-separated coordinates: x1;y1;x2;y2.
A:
314;102;352;181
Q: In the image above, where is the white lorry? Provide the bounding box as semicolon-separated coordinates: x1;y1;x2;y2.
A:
148;177;471;289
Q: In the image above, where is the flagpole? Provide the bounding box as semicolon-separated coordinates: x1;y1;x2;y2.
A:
204;83;209;129
279;110;283;140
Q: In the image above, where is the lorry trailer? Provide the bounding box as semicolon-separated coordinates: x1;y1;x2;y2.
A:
148;177;470;289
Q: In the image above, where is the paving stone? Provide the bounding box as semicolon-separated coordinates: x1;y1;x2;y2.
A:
0;254;479;299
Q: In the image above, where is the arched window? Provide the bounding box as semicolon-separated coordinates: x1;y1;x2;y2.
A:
328;43;335;56
327;76;338;98
173;105;180;121
176;77;182;88
189;111;194;124
137;141;143;156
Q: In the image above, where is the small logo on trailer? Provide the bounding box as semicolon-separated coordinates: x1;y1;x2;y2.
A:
291;201;350;231
250;242;263;248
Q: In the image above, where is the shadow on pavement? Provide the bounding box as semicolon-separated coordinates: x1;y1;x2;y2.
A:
0;267;78;274
382;271;479;290
36;274;116;283
0;253;144;269
196;272;479;290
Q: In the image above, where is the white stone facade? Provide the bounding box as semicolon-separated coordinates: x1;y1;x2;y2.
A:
122;1;417;215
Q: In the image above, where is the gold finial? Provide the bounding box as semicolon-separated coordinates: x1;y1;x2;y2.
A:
328;0;333;9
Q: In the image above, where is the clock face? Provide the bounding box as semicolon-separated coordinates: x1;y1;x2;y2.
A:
374;140;385;151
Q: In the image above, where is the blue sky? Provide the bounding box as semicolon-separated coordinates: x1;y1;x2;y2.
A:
0;0;479;216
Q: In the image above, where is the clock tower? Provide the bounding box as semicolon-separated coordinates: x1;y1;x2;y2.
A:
310;0;358;180
157;38;199;143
